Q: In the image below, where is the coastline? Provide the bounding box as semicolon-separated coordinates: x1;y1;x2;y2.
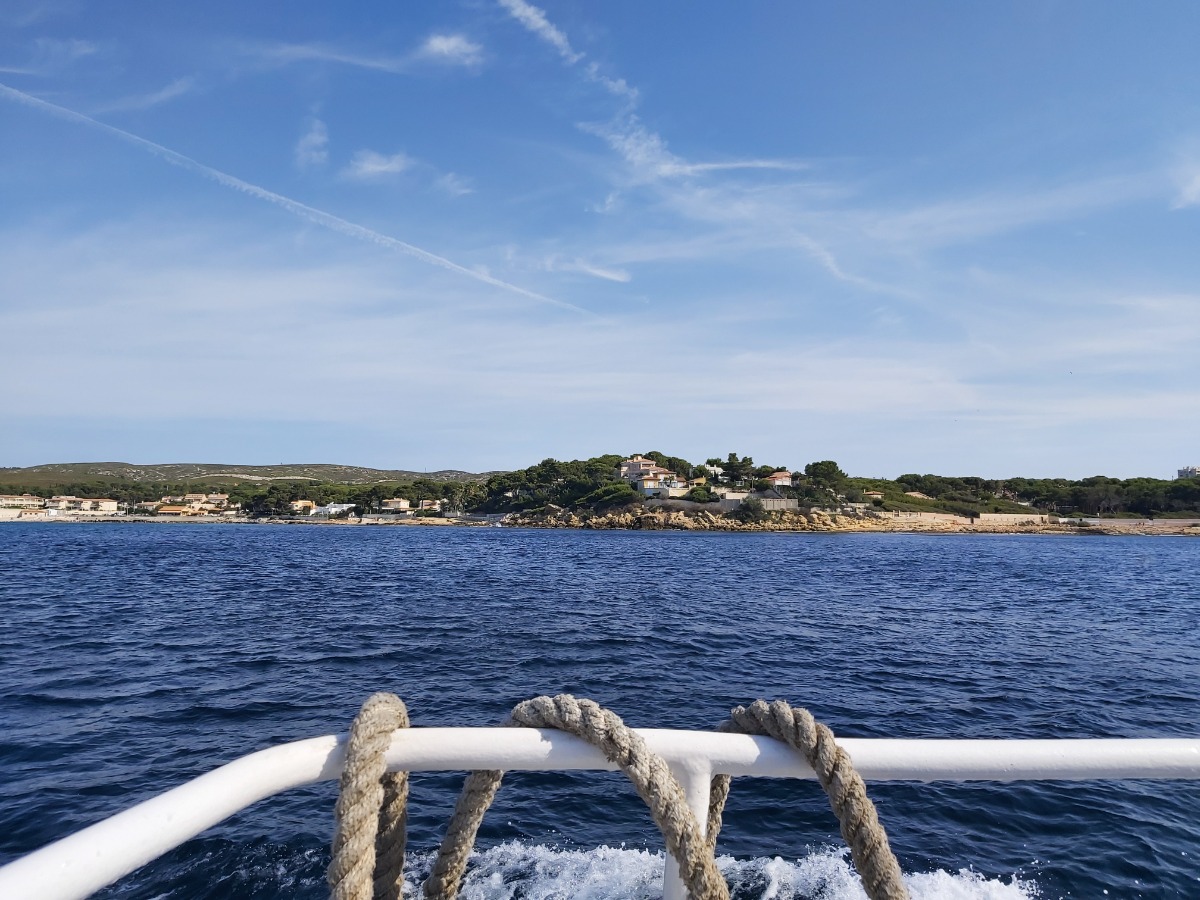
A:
5;510;1199;536
504;507;1200;536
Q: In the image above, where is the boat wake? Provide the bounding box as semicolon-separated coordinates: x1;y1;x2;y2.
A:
95;837;1038;899
430;843;1037;899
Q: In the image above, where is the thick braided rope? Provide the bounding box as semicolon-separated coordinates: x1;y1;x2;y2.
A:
423;694;730;900
421;769;504;899
715;700;909;900
329;692;411;900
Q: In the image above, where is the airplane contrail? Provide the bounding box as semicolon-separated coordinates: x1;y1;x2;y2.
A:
0;81;587;314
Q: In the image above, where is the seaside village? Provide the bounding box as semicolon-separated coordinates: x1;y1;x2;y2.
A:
2;458;1198;523
0;490;461;521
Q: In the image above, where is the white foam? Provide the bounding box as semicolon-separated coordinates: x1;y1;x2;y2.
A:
404;843;1038;899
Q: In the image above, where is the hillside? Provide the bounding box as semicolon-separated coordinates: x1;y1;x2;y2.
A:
0;462;494;488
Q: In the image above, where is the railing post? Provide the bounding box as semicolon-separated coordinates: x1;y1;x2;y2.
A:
663;762;713;900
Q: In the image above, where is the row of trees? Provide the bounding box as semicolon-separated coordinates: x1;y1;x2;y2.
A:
893;473;1200;517
6;458;1199;519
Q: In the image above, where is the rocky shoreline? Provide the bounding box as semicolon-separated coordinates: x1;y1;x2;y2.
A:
506;507;1200;536
7;510;1199;536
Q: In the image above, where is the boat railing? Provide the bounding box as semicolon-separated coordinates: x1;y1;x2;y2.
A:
1;728;1198;900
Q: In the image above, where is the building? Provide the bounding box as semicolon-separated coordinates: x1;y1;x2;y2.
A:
44;496;118;513
618;455;669;479
0;494;44;509
315;503;358;517
1179;466;1200;479
863;491;885;501
288;500;316;515
381;498;411;512
764;471;793;488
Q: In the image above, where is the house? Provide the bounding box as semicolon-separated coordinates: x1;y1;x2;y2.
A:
289;500;316;515
634;472;689;498
0;494;44;509
44;496;118;513
618;455;668;479
315;503;358;517
206;494;230;507
864;491;885;501
416;499;443;511
156;505;194;516
714;488;749;501
1179;466;1200;479
764;471;793;488
381;498;411;512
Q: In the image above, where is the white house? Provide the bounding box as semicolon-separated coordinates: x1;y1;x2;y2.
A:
315;503;358;517
765;471;793;488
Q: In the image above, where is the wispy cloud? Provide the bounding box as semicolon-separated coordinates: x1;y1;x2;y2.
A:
92;76;196;114
1;2;80;29
294;117;329;169
248;32;485;75
435;172;473;196
544;256;631;283
341;149;413;180
253;42;405;73
498;0;582;64
417;33;483;67
1;36;97;76
0;81;584;314
858;173;1161;248
1172;169;1200;208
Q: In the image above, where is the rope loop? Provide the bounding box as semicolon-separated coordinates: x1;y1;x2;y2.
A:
328;692;410;900
327;694;908;900
716;700;909;900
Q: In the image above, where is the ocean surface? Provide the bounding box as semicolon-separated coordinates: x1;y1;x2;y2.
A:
0;523;1197;899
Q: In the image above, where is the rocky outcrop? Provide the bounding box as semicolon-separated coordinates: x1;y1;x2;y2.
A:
500;506;1165;534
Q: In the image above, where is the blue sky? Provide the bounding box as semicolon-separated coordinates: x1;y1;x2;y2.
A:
2;1;1198;478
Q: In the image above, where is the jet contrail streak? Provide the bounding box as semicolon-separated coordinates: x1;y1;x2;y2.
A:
0;82;586;314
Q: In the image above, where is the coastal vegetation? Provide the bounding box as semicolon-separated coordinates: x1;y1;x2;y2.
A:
3;456;1199;519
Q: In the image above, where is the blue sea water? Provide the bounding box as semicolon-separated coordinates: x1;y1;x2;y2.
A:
0;523;1197;898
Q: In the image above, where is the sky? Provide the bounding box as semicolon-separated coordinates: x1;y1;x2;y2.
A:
2;1;1198;479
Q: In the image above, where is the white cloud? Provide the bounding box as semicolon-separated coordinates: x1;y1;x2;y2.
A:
294;118;328;169
544;256;631;283
253;42;405;73
0;83;580;312
858;174;1160;248
498;0;582;64
341;149;413;180
1;36;97;75
1172;171;1200;208
418;33;483;67
435;172;474;196
93;76;196;114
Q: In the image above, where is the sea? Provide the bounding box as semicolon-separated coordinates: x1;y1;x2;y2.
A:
0;523;1197;899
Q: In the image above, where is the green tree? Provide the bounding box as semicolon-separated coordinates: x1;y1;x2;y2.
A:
804;460;847;495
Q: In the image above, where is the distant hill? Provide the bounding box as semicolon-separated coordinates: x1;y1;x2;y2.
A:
0;462;497;487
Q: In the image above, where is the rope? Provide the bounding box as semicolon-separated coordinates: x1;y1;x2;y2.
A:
713;699;909;900
424;694;727;900
328;692;410;900
328;694;908;900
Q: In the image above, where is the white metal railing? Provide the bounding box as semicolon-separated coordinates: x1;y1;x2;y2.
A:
0;728;1197;900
